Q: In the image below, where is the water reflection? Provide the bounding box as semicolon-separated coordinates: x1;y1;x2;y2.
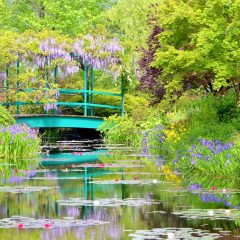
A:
0;155;239;239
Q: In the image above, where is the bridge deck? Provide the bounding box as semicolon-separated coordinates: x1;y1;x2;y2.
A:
14;114;104;129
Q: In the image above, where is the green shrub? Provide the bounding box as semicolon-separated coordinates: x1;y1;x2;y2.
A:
0;106;15;126
98;114;141;148
215;91;238;123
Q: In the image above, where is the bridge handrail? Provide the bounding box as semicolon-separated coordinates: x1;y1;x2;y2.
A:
1;87;124;116
60;89;122;97
0;87;122;97
2;101;121;109
21;88;122;97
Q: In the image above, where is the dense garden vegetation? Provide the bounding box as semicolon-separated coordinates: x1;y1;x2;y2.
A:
1;0;240;187
0;106;40;181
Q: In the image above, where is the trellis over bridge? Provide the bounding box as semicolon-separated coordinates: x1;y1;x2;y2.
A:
1;63;125;129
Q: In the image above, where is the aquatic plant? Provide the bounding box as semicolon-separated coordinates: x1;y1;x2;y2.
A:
0;185;53;194
91;179;160;185
129;227;222;239
58;198;159;207
0;216;107;229
172;208;240;221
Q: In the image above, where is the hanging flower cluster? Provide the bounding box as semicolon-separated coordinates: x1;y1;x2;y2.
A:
18;33;124;81
73;34;124;80
21;36;78;81
43;102;58;111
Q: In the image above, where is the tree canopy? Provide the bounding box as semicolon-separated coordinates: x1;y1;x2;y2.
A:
0;0;112;35
2;0;240;104
146;0;240;101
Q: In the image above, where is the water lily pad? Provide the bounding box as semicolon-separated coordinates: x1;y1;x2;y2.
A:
0;216;108;229
57;198;159;207
91;179;161;185
0;186;54;193
172;208;240;221
129;227;222;239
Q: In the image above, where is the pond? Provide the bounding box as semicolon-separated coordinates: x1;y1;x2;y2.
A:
0;142;240;239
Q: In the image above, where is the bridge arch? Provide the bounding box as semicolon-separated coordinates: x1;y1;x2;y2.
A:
15;115;104;129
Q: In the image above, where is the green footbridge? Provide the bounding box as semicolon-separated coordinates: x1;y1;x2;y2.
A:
1;61;125;165
9;87;124;129
1;64;125;129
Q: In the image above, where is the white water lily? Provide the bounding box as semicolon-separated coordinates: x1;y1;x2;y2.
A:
167;232;175;239
208;210;214;216
224;210;231;214
152;179;157;184
93;200;100;206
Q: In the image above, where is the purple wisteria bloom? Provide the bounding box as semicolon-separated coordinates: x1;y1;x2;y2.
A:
44;103;58;111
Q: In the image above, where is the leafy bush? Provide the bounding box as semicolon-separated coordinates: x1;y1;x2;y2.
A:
98;114;141;148
215;91;238;122
139;93;240;179
0;106;15;126
97;91;240;183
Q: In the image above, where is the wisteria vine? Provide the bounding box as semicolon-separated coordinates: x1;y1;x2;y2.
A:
0;32;124;111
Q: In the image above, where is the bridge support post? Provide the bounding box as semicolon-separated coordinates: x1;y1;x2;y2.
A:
54;66;58;84
90;67;94;116
16;60;20;114
84;64;88;116
53;66;58;115
121;76;125;116
45;56;50;114
5;65;9;109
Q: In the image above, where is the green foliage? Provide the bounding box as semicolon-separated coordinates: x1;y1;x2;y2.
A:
140;93;240;178
100;92;240;182
0;124;40;180
175;139;240;183
150;0;240;97
1;0;112;35
98;114;141;147
104;0;162;82
0;108;40;180
0;31;19;67
0;106;15;126
105;0;159;51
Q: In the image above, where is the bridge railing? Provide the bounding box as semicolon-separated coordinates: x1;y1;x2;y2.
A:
1;87;124;117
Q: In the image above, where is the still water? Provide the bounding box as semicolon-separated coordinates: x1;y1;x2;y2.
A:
0;152;240;239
